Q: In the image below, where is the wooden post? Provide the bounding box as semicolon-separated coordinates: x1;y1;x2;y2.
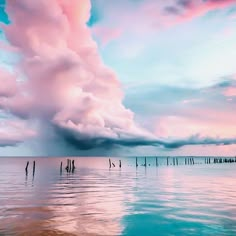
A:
109;158;111;169
25;161;29;174
176;158;178;166
72;160;75;172
192;158;194;165
69;159;71;172
33;161;35;175
60;161;62;173
156;157;158;167
65;159;69;172
173;158;175;166
136;157;138;168
144;157;147;167
185;158;187;165
119;160;121;168
167;157;169;166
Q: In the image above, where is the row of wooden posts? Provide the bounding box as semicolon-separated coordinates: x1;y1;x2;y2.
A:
25;159;76;175
61;159;76;173
108;157;236;168
25;160;36;175
25;157;236;174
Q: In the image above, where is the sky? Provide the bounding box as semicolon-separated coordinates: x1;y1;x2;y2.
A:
0;0;236;156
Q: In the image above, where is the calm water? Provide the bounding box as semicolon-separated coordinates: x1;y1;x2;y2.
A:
0;157;236;236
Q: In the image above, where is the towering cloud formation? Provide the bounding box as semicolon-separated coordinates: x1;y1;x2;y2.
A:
2;0;152;151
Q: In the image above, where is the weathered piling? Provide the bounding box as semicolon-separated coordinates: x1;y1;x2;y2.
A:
112;162;115;167
60;161;63;173
33;161;35;175
176;158;178;166
136;157;138;167
185;158;187;165
167;157;169;166
69;159;72;172
144;157;147;167
25;161;29;174
119;160;121;168
192;158;194;165
109;158;111;169
156;157;158;167
65;159;69;172
72;160;75;172
173;158;175;166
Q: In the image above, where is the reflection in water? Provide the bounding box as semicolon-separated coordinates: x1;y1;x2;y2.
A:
0;157;236;236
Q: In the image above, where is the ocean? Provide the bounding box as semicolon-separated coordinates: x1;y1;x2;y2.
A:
0;156;236;236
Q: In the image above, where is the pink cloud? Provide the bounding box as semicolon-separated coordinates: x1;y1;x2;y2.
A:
223;87;236;97
2;0;152;145
0;69;17;97
147;0;236;30
154;106;236;139
0;119;37;147
90;0;236;42
92;26;122;46
177;0;235;24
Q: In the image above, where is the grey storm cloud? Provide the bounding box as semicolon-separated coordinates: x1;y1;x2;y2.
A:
55;124;236;150
0;139;21;147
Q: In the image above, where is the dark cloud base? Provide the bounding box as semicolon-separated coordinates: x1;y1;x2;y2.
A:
54;125;236;151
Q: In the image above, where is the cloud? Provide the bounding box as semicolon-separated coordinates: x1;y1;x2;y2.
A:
0;68;17;97
1;0;154;152
0;119;36;147
52;125;236;150
92;26;122;46
223;87;236;97
164;6;180;15
88;0;235;46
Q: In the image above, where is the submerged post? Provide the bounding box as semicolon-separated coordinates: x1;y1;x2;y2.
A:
65;159;69;172
167;157;169;166
144;157;147;167
33;161;35;175
176;158;178;166
72;160;75;172
109;158;111;169
156;157;158;167
119;160;121;168
60;161;63;173
136;157;138;168
69;159;72;172
25;161;29;174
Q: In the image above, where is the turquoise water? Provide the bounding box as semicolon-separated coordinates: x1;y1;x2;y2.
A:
0;157;236;235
